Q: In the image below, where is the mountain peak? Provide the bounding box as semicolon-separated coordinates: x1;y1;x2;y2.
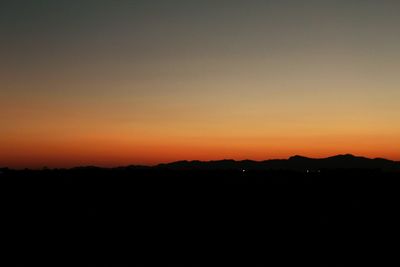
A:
327;154;357;159
341;154;356;157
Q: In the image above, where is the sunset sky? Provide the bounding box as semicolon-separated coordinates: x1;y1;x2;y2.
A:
1;0;400;168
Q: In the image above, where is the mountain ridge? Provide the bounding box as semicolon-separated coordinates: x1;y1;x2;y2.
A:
2;154;399;171
155;154;400;171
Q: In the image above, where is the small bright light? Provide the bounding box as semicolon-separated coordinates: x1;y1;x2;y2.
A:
242;169;246;173
306;170;309;173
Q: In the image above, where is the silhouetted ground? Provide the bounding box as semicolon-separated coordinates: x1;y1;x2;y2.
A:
2;166;399;265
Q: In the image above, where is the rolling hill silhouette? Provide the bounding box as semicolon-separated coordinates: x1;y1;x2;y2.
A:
1;154;398;172
155;154;400;172
3;153;400;264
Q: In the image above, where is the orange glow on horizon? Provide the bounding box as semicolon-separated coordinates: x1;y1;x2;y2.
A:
1;132;399;168
2;2;400;168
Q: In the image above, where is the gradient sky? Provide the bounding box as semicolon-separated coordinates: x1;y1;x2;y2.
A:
1;0;400;168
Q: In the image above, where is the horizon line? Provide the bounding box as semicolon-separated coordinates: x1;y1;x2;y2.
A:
2;153;399;170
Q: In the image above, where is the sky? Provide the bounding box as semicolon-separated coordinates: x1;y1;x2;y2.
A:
1;0;400;168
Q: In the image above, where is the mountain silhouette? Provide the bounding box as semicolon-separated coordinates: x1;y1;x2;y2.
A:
2;154;399;172
156;154;400;172
3;153;400;265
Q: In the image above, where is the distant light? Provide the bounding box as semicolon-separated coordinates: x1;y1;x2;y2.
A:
306;170;310;173
242;169;246;173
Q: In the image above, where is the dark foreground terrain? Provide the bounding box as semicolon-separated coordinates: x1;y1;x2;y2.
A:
2;160;400;265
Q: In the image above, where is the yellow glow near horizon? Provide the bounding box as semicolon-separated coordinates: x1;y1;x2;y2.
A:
1;1;400;168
